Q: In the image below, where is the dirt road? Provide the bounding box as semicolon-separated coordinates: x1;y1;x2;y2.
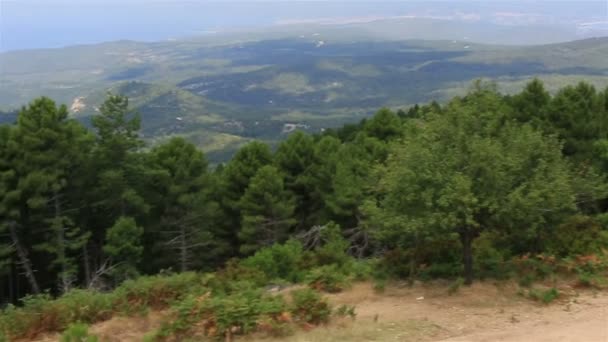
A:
328;282;608;342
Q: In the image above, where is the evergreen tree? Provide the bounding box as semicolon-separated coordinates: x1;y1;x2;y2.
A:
103;216;143;280
219;141;273;253
238;166;296;255
274;131;316;229
546;82;608;159
510;78;551;125
6;98;92;293
147;137;218;272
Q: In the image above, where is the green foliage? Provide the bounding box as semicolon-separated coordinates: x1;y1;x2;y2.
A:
103;216;144;279
312;222;351;267
290;288;332;325
306;265;351;293
241;239;305;283
156;289;290;340
447;278;465;295
0;291;111;340
545;215;608;257
238;165;296;255
527;287;560;304
60;323;99;342
372;84;579;284
473;231;512;280
112;272;207;314
334;304;357;319
363;108;402;141
373;279;387;294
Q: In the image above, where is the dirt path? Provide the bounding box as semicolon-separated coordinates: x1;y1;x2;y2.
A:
324;282;608;342
439;295;608;342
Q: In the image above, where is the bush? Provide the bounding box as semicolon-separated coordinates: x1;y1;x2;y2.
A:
513;254;557;283
306;265;351;293
60;323;99;342
373;279;387;293
290;288;332;325
334;304;357;319
214;259;268;292
528;287;560;304
473;232;512;280
577;271;608;289
112;272;207;314
313;223;351;267
448;278;465;295
156;289;291;340
545;215;608;257
0;290;112;340
241;240;305;283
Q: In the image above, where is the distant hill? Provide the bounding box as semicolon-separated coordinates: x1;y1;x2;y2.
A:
1;29;607;161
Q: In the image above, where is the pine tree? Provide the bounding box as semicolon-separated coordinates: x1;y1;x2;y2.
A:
147;137;217;272
103;216;143;281
274;131;316;229
219;141;273;253
238;166;296;255
7;97;92;293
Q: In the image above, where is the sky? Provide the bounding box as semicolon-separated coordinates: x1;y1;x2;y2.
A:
1;0;607;52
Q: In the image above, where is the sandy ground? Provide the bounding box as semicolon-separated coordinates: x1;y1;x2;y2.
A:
30;281;608;342
323;282;608;342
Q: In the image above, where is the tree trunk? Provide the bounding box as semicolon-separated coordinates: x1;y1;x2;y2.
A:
83;244;91;287
179;226;188;272
8;221;40;294
54;194;71;293
460;230;474;286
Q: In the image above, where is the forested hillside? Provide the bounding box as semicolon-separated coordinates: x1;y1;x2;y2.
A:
2;36;608;162
1;79;608;341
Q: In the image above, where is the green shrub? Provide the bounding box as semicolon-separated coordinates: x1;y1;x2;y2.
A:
448;277;465;295
473;232;512;280
577;271;608;289
157;289;290;340
214;259;268;291
334;304;357;319
0;290;112;340
241;240;305;283
514;255;557;282
305;265;351;293
60;323;99;342
313;223;351;267
112;272;206;313
518;274;536;287
290;288;332;325
528;287;560;304
373;278;387;293
349;259;374;281
546;215;608;257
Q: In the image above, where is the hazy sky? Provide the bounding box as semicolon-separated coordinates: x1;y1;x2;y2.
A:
1;0;606;51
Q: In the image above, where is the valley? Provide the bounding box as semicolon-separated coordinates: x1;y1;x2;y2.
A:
1;25;608;161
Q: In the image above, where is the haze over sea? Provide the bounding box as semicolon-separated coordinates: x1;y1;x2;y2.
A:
1;0;607;52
